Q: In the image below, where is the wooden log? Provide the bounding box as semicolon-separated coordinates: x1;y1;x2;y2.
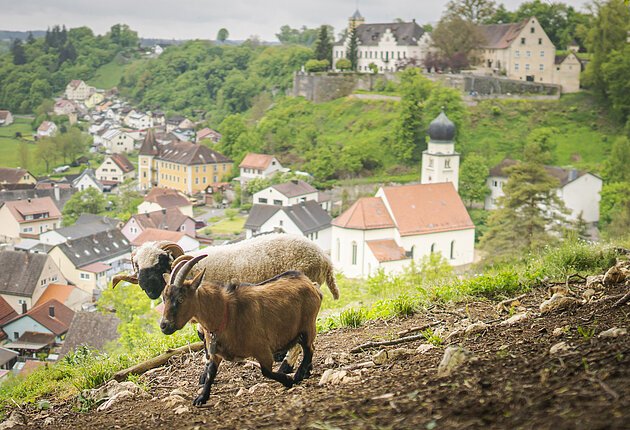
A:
350;333;427;354
112;341;205;382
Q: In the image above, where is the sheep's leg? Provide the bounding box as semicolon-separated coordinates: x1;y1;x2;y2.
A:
193;355;222;406
278;345;300;374
293;333;314;384
258;353;294;388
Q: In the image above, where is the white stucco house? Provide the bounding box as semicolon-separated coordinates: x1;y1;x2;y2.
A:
124;110;153;130
332;10;430;72
331;182;475;278
64;80;95;101
253;180;332;213
484;159;602;223
101;129;135;154
96;154;136;184
71;169;103;193
244;200;333;252
238;153;285;184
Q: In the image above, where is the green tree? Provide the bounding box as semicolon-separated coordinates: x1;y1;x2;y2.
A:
602;136;630;183
480;143;568;257
217;28;229;42
36;138;57;173
62;187;108;226
601;45;630;122
276;25;319;45
108;24;138;48
217;114;248;157
525;127;558;163
485;4;515;24
423;86;467;141
445;0;497;23
347;27;359;71
305;59;329;72
336;58;352;70
313;25;333;62
245;177;271;195
18;141;29;170
394;69;433;164
10;39;26;65
600;182;630;237
459;154;489;207
583;0;630;94
432;15;484;69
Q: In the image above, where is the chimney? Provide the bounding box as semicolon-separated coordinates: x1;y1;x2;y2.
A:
21;302;27;314
162;208;167;214
291;179;298;185
49;305;55;318
27;198;31;203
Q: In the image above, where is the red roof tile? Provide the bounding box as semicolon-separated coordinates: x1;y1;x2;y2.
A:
34;284;74;308
24;299;74;336
131;228;185;246
239;153;275;170
109;154;135;173
144;188;190;208
477;19;528;49
380;183;474;236
332;197;395;230
0;296;18;326
3;197;61;223
366;239;409;262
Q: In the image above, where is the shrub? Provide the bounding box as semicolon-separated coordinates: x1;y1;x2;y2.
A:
305;59;329;72
368;63;378;74
336;58;352;71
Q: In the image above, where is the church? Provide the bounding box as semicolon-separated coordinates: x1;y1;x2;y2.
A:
330;112;475;278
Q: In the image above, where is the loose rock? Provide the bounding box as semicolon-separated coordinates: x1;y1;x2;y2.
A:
500;312;529;326
585;275;604;289
552;326;569;337
549;341;571;355
437;346;471;377
319;369;361;385
372;348;415;365
97;390;134;412
416;344;435;354
161;394;186;408
169;388;188;398
0;411;25;430
582;288;596;301
540;294;580;314
173;405;190;415
603;263;629;285
598;327;627;338
464;321;489;334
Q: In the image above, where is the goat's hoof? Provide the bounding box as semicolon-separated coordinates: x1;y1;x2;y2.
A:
278;362;293;374
193;395;208;406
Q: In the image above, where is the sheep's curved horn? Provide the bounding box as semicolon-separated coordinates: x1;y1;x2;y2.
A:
159;242;184;258
174;254;207;287
171;255;193;272
112;274;138;288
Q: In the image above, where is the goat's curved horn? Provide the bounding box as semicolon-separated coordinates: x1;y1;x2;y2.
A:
170;257;194;285
174;254;207;287
159;242;184;258
112;274;138;288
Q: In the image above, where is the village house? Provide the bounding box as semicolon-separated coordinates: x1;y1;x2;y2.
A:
48;229;131;299
332;10;431;72
137;187;194;217
137;130;233;195
165;116;186;133
59;312;120;357
101;129;135;154
1;299;74;345
475;17;580;92
484;159;602;223
70;169;103;193
39;214;120;246
53;100;76;116
0;110;13;127
84;92;104;109
0;197;62;241
0;251;67;315
0;186;74;212
196;128;222;144
245;200;333;252
124;110;153;129
0;168;37;186
252;179;332;212
121;207;196;242
238;153;285;185
130;228;200;254
96;154;136;184
33;283;91;313
36;121;58;139
64;80;95;101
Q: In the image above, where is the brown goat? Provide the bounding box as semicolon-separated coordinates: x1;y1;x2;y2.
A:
160;255;322;406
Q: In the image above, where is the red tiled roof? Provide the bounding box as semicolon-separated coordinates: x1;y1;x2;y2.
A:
477;19;529;49
0;167;31;184
38;121;56;132
380;183;474;236
332;197;395;230
109;154;135;173
239;153;275;170
22;299;74;336
366;239;409;262
0;296;18;326
131;207;193;234
3;197;61;223
79;262;111;273
68;79;84;89
34;284;74;308
144;188;190;208
131;228;185;247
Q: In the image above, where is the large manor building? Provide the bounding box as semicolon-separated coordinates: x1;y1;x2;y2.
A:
332;10;432;73
138;130;233;195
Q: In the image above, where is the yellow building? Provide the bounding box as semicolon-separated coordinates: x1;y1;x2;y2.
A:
138;130;233;195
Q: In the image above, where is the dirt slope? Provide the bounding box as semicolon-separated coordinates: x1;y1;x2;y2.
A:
17;281;630;429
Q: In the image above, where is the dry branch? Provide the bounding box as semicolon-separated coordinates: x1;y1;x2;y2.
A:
397;321;441;337
613;290;630;308
350;333;427;353
112;342;205;382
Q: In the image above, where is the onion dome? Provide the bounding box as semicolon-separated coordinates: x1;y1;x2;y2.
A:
428;111;456;142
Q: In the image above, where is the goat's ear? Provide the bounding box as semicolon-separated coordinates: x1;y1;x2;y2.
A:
189;268;205;290
163;273;171;284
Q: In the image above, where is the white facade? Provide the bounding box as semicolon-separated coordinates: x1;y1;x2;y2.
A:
102;129;135;154
73;171;102;192
253;187;318;207
65;80;95;101
124;111;153;130
239;156;284;182
96;156;135;183
137;201;194;218
421;140;460;191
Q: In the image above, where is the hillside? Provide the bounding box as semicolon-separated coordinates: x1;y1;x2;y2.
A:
11;258;630;429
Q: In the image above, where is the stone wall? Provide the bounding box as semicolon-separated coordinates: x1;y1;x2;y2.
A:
292;72;397;103
428;73;560;97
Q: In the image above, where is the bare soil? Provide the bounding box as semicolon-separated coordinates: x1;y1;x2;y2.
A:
17;281;630;429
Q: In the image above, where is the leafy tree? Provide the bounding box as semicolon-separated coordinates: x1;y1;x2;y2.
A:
26;32;35;44
583;0;630;95
51;127;90;164
108;23;138;48
459;154;489;207
423;86;467;141
217;28;229;42
18;141;29;170
245;177;271;194
368;62;378;73
36;138;57;173
276;25;319;45
336;58;352;70
600;182;630;237
347;27;359;71
432;15;484;69
62;187;108;226
394;69;433;164
445;0;497;23
602;136;630;183
485;4;515;23
305;59;329;72
10;39;26;65
525;127;558;163
313;25;333;62
480;143;568;257
217;114;248;157
601;45;630;122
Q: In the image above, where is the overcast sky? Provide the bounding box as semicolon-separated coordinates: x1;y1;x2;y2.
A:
0;0;589;41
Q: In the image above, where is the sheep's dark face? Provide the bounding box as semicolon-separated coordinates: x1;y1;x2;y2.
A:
160;282;196;335
138;253;172;300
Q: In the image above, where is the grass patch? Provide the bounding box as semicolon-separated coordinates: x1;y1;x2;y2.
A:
206;215;246;234
88;57;131;89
